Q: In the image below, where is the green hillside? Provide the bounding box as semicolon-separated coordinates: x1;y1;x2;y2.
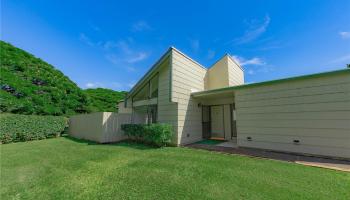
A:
0;41;125;115
84;88;126;112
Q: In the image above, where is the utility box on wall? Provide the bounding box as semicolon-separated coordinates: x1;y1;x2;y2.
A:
69;112;132;143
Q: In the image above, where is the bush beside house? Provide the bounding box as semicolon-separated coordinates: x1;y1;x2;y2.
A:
0;114;67;144
121;124;173;147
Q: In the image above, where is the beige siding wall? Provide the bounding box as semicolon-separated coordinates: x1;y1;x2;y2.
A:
205;55;244;90
172;50;207;144
118;101;132;114
235;72;350;158
201;97;234;105
223;104;232;140
157;57;178;143
227;57;244;86
206;57;229;90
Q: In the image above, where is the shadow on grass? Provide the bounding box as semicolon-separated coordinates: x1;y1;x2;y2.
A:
63;136;156;150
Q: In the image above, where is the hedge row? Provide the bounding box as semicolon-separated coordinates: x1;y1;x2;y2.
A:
0;114;67;144
121;123;173;147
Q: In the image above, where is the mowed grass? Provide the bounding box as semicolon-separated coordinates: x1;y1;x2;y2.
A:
1;137;349;200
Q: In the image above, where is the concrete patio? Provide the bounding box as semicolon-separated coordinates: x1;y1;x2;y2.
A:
187;140;350;172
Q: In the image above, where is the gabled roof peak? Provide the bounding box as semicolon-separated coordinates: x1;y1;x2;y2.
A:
208;53;243;70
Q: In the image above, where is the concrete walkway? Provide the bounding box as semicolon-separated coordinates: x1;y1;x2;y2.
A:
186;142;350;172
216;141;238;148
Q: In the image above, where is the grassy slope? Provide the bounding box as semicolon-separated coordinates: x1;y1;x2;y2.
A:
0;41;90;115
84;88;127;112
0;41;126;115
1;137;349;200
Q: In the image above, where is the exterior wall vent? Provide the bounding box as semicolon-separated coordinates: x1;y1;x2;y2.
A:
293;140;300;144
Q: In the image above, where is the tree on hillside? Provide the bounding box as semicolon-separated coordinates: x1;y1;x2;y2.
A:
84;88;127;112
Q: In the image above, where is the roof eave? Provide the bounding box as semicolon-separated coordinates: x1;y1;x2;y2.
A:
192;68;350;97
126;47;172;98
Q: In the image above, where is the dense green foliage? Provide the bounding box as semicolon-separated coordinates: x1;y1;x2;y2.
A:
144;124;173;147
84;88;126;112
0;41;126;115
0;41;90;115
121;123;173;147
121;124;145;139
1;137;349;199
0;114;67;143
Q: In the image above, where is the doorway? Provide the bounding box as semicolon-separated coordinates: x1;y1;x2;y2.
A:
230;104;237;138
202;106;210;139
202;104;237;140
210;105;225;139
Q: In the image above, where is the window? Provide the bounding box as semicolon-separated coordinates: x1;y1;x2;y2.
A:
148;105;157;124
133;84;149;101
150;74;159;98
132;74;158;102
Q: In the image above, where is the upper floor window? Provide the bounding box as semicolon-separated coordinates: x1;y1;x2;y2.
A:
150;74;159;98
132;74;159;101
133;84;149;101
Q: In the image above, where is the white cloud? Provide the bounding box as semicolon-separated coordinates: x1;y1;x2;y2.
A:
189;39;200;53
115;40;133;54
90;24;100;31
232;55;266;66
330;54;350;64
84;81;132;91
231;55;273;75
207;49;216;59
79;33;94;46
126;67;136;72
132;20;152;31
127;81;136;89
103;41;119;50
85;83;95;88
245;81;256;84
104;39;150;70
111;82;124;90
339;31;350;39
247;69;255;75
79;32;149;71
102;39;133;52
231;15;271;44
126;52;149;63
85;82;104;88
105;54;120;65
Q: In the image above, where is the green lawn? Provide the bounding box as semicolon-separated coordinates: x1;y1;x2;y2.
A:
1;137;349;200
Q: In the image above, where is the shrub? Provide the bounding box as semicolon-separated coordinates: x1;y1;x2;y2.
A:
121;123;173;147
0;114;67;144
121;124;145;140
144;124;173;147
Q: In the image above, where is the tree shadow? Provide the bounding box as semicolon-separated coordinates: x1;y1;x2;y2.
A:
63;135;156;150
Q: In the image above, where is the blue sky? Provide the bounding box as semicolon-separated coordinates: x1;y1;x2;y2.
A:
2;0;350;91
